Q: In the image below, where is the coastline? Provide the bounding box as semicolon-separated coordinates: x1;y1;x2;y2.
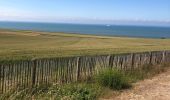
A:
0;21;170;38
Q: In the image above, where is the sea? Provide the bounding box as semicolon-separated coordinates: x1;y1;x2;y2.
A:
0;21;170;38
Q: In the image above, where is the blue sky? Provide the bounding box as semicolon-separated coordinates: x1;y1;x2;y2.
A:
0;0;170;26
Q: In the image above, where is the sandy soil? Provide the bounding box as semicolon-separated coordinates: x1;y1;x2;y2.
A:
105;69;170;100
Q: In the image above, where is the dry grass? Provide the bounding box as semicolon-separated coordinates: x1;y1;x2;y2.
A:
0;29;170;60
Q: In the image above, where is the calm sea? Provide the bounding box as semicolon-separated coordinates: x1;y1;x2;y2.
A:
0;21;170;38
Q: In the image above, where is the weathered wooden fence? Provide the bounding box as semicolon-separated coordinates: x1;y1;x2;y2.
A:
0;51;170;94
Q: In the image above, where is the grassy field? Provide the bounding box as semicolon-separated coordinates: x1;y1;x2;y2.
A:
0;29;170;60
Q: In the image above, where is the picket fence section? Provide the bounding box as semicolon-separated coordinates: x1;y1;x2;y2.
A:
0;51;170;94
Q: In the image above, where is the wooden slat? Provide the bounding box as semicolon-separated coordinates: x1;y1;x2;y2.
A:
0;65;1;93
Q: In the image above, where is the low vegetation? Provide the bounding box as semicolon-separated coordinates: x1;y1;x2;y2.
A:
1;29;170;61
1;64;169;100
127;64;169;82
0;83;102;100
95;69;131;90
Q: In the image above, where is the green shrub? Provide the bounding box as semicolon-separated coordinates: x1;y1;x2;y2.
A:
55;83;102;100
95;68;131;90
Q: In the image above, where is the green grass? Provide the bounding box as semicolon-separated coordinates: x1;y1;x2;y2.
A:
1;29;170;60
126;64;169;82
0;83;102;100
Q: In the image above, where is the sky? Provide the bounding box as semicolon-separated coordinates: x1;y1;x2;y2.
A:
0;0;170;26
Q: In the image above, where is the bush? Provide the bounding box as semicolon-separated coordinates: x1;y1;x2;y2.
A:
55;83;102;100
95;68;131;90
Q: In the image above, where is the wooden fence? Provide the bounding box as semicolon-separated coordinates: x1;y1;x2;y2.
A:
0;51;170;94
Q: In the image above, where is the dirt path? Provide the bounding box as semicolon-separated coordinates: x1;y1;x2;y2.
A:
106;69;170;100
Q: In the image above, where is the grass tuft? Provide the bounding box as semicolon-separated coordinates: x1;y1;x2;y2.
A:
95;68;131;90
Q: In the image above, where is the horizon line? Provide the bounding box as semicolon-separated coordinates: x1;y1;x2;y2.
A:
0;20;170;27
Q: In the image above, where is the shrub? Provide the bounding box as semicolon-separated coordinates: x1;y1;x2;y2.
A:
95;68;131;90
56;83;102;100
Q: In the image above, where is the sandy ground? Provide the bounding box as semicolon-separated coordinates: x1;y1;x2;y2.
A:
104;69;170;100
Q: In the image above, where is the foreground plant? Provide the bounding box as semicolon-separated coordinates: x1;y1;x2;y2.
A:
95;68;131;90
0;83;102;100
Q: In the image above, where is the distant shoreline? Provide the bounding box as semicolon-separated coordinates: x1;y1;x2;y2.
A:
0;28;169;39
0;21;170;38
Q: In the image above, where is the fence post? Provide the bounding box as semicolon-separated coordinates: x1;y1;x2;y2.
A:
0;64;2;94
2;65;5;93
149;52;153;65
131;53;135;71
32;59;37;87
76;57;80;81
162;51;165;64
